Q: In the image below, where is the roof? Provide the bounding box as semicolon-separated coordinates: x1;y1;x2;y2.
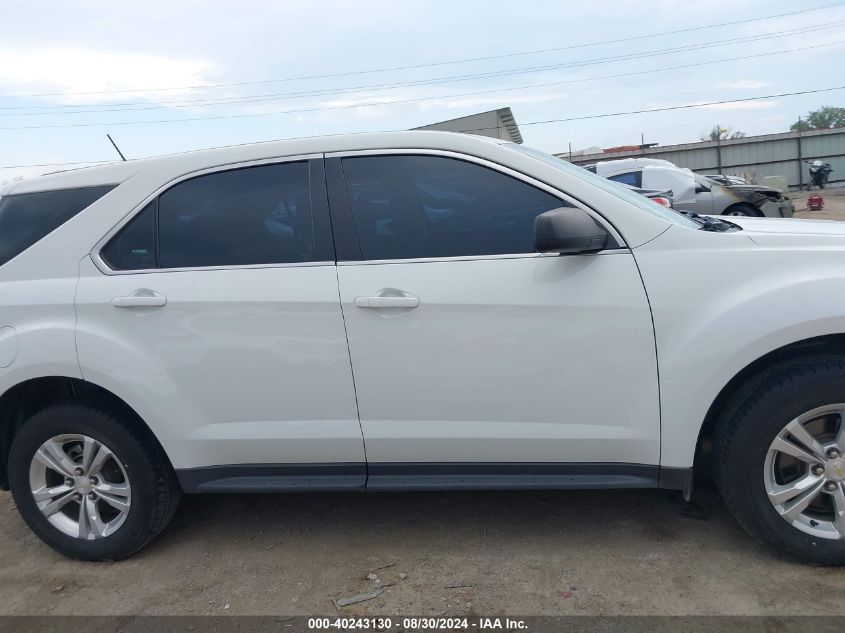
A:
8;130;511;195
411;107;523;144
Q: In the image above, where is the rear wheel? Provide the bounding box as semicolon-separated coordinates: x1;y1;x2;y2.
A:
715;356;845;565
8;404;180;560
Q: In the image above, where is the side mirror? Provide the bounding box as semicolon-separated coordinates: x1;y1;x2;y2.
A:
695;184;709;194
534;207;609;255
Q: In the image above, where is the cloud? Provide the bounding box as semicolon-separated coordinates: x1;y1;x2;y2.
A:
0;49;219;104
717;80;769;90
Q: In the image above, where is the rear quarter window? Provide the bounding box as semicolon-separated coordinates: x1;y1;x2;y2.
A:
0;185;115;266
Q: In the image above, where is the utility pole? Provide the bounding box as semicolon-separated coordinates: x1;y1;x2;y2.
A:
797;116;804;190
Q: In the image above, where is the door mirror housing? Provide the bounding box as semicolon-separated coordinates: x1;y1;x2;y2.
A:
534;207;609;255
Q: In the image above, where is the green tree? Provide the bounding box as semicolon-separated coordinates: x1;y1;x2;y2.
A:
790;106;845;131
701;125;746;141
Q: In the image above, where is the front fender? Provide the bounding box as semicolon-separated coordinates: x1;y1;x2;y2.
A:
634;224;845;468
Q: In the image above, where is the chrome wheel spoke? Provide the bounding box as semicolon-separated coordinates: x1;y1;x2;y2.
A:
768;475;821;505
83;498;106;538
830;483;845;535
770;436;819;464
96;488;130;513
77;497;91;538
32;483;72;504
34;443;76;478
784;418;827;461
87;443;113;478
780;479;826;522
38;489;76;517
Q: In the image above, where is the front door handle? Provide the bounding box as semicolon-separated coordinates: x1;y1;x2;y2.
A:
354;295;420;309
111;290;167;308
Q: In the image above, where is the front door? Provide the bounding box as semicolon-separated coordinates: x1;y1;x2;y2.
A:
328;153;660;485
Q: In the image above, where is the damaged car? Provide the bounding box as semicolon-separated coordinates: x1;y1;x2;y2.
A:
587;158;794;218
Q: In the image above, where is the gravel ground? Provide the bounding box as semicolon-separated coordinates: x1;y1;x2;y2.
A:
2;187;845;619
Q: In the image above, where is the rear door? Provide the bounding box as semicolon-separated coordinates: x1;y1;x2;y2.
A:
327;151;660;487
76;157;365;488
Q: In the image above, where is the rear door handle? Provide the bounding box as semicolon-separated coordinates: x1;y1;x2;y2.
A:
111;290;167;308
354;295;420;309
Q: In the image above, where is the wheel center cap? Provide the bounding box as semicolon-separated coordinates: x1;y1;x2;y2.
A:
74;477;92;494
826;459;845;482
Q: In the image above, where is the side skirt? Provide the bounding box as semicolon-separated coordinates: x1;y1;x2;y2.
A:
176;462;693;496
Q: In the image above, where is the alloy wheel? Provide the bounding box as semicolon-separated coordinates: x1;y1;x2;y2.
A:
764;404;845;540
28;434;132;540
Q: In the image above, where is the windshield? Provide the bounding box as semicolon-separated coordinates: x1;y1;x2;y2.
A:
512;144;700;228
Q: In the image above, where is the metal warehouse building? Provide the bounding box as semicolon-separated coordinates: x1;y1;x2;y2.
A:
558;127;845;190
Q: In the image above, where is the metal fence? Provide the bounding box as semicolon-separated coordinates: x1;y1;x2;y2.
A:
557;127;845;190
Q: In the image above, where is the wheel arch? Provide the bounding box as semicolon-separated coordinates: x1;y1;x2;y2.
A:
0;376;174;491
693;333;845;486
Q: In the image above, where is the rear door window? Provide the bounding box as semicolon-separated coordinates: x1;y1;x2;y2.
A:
0;185;114;266
101;161;322;271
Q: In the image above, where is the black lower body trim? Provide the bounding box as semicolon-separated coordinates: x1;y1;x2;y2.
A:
176;463;366;493
366;462;659;491
176;462;693;495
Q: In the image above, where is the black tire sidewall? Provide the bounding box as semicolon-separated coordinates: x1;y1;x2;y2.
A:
8;405;164;560
719;363;845;565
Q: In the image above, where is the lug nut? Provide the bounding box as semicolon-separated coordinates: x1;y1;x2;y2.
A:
812;464;825;476
88;492;97;500
64;477;73;487
74;467;84;476
825;482;839;492
827;448;841;459
74;493;82;501
89;476;98;485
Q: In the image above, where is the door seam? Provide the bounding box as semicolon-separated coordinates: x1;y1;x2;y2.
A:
334;264;369;480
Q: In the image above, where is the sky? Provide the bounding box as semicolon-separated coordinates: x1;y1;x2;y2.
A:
1;0;844;183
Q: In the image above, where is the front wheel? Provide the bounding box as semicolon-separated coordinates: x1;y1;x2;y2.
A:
8;404;180;560
715;356;845;565
723;203;761;217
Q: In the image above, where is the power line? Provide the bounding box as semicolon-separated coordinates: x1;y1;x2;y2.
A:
1;2;842;100
1;39;838;131
1;19;838;116
459;87;845;133
2;86;842;170
0;23;840;129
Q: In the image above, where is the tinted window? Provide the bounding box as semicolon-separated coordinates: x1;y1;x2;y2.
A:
0;185;114;266
609;172;642;187
158;162;315;269
101;202;156;271
341;155;565;260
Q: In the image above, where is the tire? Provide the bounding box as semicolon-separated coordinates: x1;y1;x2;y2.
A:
714;355;845;566
723;203;761;217
8;404;180;560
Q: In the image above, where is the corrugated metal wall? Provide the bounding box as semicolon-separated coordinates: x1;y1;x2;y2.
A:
561;127;845;189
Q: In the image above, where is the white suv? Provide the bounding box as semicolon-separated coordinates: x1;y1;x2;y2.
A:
2;132;845;564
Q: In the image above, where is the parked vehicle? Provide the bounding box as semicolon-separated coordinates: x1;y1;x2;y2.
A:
705;174;748;186
3;131;845;564
587;158;794;218
807;160;834;190
611;181;673;208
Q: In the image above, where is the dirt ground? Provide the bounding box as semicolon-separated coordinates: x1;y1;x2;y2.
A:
1;487;845;617
790;185;845;220
3;187;845;619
